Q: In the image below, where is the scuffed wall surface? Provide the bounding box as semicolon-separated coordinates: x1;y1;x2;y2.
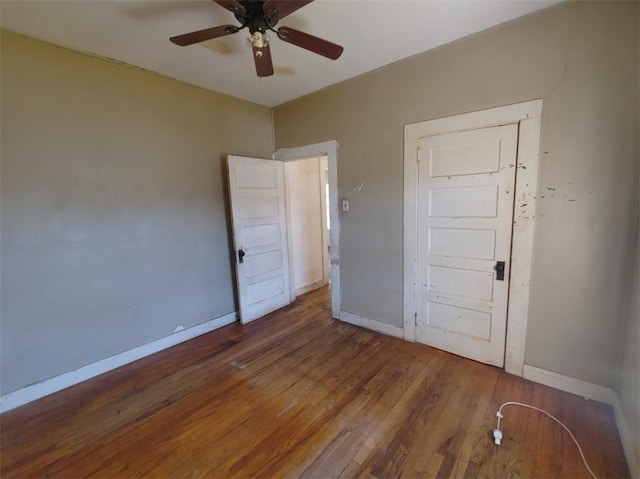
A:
0;31;273;394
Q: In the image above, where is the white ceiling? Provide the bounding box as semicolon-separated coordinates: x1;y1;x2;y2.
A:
0;0;560;107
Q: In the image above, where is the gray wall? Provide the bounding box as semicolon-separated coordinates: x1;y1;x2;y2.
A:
0;31;273;394
273;1;639;388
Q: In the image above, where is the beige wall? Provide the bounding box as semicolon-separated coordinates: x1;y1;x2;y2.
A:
274;1;639;388
0;31;273;394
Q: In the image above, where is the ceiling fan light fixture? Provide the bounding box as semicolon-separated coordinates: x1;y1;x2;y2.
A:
247;31;269;50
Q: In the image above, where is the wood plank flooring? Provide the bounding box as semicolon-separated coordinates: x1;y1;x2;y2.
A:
0;287;630;478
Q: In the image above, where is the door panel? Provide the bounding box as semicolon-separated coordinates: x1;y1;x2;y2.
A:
416;124;518;366
428;138;500;177
242;223;281;247
238;196;279;218
227;155;291;323
428;265;494;300
428;227;496;259
427;302;491;340
429;186;498;217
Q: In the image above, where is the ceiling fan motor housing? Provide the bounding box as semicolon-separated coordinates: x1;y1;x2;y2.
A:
234;0;279;33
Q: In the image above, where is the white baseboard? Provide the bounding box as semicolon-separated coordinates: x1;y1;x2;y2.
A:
522;364;614;405
295;279;328;297
339;310;404;339
0;311;237;413
613;391;640;479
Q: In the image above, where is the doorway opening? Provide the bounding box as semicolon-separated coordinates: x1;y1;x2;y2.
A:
274;140;340;318
283;155;330;297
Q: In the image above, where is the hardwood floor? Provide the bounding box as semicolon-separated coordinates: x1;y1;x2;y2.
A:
0;287;630;478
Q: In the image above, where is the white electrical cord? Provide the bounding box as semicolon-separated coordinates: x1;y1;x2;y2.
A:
493;401;599;479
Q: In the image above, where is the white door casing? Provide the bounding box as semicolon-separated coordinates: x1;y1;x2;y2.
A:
227;155;291;323
404;100;542;376
416;124;518;367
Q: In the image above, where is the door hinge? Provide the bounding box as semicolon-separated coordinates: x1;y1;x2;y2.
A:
416;147;421;163
414;311;418;326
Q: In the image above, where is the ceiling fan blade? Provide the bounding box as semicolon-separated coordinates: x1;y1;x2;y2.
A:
253;44;274;77
277;27;343;60
170;25;239;46
263;0;313;20
214;0;246;14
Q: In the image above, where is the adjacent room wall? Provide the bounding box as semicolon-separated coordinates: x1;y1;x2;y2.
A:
0;31;273;395
273;1;639;388
284;157;328;296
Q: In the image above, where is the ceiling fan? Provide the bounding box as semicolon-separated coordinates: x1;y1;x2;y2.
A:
170;0;344;77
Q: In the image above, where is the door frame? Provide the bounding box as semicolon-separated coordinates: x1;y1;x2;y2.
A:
274;140;340;318
403;100;542;376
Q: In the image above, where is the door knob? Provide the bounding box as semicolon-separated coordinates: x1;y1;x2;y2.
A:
495;261;505;281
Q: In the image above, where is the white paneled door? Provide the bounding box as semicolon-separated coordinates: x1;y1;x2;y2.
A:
227;156;291;323
416;124;518;366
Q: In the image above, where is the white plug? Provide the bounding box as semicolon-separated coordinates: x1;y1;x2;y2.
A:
493;428;503;446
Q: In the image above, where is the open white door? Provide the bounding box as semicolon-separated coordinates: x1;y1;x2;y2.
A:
227;155;291;323
416;124;518;367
